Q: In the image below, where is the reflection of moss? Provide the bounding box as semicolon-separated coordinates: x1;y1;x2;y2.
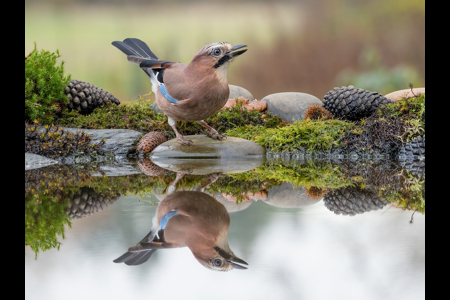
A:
206;175;268;203
250;159;354;189
25;193;71;258
378;171;425;214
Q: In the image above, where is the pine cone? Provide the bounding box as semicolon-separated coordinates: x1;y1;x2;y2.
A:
303;105;333;120
65;79;120;115
136;131;167;155
323;85;393;121
323;186;389;216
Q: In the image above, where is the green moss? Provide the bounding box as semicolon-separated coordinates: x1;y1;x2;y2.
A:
25;43;71;124
227;119;354;153
376;93;425;142
56;97;285;139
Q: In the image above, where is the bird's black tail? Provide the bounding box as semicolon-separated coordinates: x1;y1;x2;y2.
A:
111;38;159;60
113;244;158;266
113;228;164;266
111;38;161;80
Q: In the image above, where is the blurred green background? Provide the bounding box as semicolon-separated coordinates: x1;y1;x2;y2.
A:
25;0;425;103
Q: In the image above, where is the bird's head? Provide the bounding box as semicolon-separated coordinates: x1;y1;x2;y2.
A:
194;245;248;272
192;42;247;71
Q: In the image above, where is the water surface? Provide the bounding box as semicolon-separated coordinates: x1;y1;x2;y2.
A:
25;158;425;300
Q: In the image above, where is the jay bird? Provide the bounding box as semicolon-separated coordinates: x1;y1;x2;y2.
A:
113;172;248;271
111;38;247;145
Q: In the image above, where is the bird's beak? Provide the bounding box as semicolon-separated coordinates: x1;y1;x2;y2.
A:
227;44;248;58
227;256;248;270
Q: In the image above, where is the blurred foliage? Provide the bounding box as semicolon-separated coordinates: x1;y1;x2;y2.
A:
25;44;71;124
336;47;422;94
25;0;424;101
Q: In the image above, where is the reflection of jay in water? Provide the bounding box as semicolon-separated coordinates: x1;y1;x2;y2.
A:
114;173;247;271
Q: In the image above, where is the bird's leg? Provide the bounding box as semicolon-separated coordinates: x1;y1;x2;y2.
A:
197;120;227;140
167;169;193;194
168;117;192;145
195;172;227;192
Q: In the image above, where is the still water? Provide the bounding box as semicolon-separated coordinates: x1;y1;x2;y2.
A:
25;157;425;300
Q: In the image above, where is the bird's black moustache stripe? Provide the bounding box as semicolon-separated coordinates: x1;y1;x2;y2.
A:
214;55;230;69
214;246;232;259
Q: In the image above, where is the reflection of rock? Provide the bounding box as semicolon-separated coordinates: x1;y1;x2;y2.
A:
323;186;389;216
220;191;267;202
151;157;264;175
25;153;58;170
263;182;322;208
65;187;120;219
150;135;265;175
214;193;254;213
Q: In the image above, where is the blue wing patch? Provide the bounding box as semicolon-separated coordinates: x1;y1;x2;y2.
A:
160;211;179;229
159;83;179;104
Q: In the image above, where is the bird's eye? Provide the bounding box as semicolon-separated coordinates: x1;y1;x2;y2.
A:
212;48;222;56
213;259;222;267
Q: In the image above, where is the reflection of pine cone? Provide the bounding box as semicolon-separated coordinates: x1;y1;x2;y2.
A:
65;79;120;115
137;158;167;176
323;186;389;216
65;187;119;219
323;85;393;121
398;135;425;161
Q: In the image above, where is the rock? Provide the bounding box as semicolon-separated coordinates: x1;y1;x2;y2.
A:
228;84;254;100
59;127;142;156
25;153;58;170
149;135;265;175
384;88;425;101
222;97;267;111
261;92;322;123
263;182;322;208
150;135;265;158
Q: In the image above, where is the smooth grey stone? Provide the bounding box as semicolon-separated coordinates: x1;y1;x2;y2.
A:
25;153;58;170
261;92;322;123
228;84;254;100
263;182;322;208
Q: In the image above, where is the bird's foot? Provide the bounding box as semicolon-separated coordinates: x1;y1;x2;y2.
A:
176;136;193;145
205;128;227;141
